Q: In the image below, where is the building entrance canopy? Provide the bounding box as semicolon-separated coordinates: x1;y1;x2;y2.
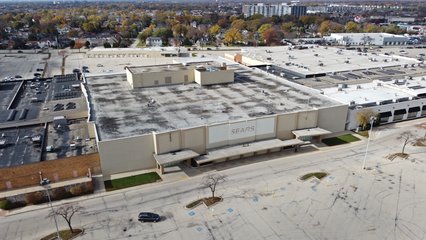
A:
154;149;200;167
292;127;332;139
195;138;305;165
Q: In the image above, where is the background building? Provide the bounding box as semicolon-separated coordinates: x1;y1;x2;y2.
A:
145;37;162;47
328;33;409;46
291;5;307;18
322;76;426;130
242;3;305;18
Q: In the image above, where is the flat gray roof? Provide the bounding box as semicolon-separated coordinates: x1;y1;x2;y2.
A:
86;65;342;140
297;65;424;89
0;125;45;168
241;46;419;76
0;76;87;128
43;119;97;161
321;80;414;105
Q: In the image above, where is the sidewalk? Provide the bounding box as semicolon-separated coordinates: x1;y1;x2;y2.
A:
0;177;91;199
2;167;192;217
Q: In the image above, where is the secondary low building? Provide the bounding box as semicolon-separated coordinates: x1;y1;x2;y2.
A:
328;33;409;46
226;45;419;78
322;76;426;130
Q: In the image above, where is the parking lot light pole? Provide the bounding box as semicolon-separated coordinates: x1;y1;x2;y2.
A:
44;186;61;240
362;116;376;170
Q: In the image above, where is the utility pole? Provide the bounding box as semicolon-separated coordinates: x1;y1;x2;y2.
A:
362;116;376;170
46;186;61;240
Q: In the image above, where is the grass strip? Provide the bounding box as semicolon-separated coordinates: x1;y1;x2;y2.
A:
322;134;360;146
300;172;328;181
104;172;161;191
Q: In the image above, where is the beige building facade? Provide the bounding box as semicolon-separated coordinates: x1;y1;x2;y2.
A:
125;62;234;88
97;105;348;177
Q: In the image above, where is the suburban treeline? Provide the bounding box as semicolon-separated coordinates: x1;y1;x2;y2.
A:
0;2;414;49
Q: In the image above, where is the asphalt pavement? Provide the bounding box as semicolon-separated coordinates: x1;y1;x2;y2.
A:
1;119;426;240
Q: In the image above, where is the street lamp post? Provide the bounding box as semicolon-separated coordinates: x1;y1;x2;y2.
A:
362;116;376;170
44;186;61;240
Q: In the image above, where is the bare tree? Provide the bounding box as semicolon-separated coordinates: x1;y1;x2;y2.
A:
356;109;377;131
415;122;426;139
201;174;226;198
48;203;84;233
398;132;414;154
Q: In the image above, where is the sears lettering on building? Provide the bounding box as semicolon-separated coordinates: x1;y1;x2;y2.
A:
231;126;255;135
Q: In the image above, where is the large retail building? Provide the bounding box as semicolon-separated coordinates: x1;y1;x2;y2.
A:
83;59;348;177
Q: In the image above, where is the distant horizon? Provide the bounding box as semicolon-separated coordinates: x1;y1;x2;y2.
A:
1;0;426;2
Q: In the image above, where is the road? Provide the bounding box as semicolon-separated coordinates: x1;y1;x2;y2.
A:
1;119;426;240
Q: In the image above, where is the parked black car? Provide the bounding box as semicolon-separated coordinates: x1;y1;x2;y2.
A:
138;212;160;222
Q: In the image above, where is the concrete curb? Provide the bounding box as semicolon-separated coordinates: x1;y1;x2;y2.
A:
3;172;203;217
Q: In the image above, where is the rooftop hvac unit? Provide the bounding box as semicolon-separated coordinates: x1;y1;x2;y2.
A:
338;87;343;91
220;62;227;69
377;82;382;86
356;85;362;89
338;83;348;89
350;100;355;105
